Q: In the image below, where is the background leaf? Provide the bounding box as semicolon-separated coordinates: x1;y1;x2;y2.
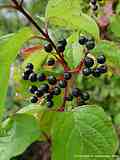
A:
0;114;41;160
0;27;33;119
45;0;99;40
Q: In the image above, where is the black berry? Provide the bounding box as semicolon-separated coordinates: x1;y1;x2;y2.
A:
44;43;53;53
90;0;97;5
58;39;67;47
24;68;33;75
44;93;53;100
82;68;92;76
46;100;53;108
35;89;43;97
29;73;37;82
64;72;72;80
52;87;61;95
92;68;101;77
84;57;94;67
40;83;49;93
48;76;57;85
72;88;81;97
37;73;46;81
97;55;106;64
92;5;98;11
80;92;90;101
86;40;95;50
79;36;87;45
57;43;65;52
47;58;55;66
22;73;29;80
98;65;107;73
31;96;38;103
58;80;67;88
26;63;34;70
29;85;38;94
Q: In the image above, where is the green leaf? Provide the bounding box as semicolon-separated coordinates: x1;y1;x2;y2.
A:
108;15;120;40
46;0;99;40
93;40;120;67
0;114;41;160
22;50;49;72
64;32;84;68
51;105;118;160
0;27;33;118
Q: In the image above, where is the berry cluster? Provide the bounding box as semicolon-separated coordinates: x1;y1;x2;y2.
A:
79;36;95;50
44;39;67;53
82;55;107;77
90;0;98;11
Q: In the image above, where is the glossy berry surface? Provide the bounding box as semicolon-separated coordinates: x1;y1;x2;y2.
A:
44;93;53;100
46;100;53;108
57;43;65;52
79;36;87;45
52;87;61;95
37;73;46;81
29;85;38;94
26;63;34;70
44;43;53;53
58;39;67;47
98;65;107;73
40;84;49;93
72;88;81;97
29;73;37;82
48;76;57;85
92;5;98;11
64;72;72;80
97;55;106;64
35;89;43;97
58;80;67;88
92;68;101;77
47;58;55;66
80;92;90;101
82;68;92;76
86;40;95;50
31;96;38;103
84;57;94;68
22;73;29;80
24;68;33;75
90;0;97;5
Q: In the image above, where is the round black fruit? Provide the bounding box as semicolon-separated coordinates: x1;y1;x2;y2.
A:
80;92;90;101
64;72;72;80
82;68;92;76
58;80;67;88
58;39;67;47
48;76;57;85
40;84;49;93
22;73;29;80
97;55;106;64
29;85;38;94
86;40;95;50
52;87;61;95
47;58;55;66
31;96;38;103
35;89;43;97
29;73;37;82
84;56;94;68
44;43;53;53
44;93;53;101
57;43;65;52
98;65;107;73
37;73;46;81
90;0;97;5
26;63;34;70
72;88;81;97
46;100;53;108
92;68;101;77
79;36;87;45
